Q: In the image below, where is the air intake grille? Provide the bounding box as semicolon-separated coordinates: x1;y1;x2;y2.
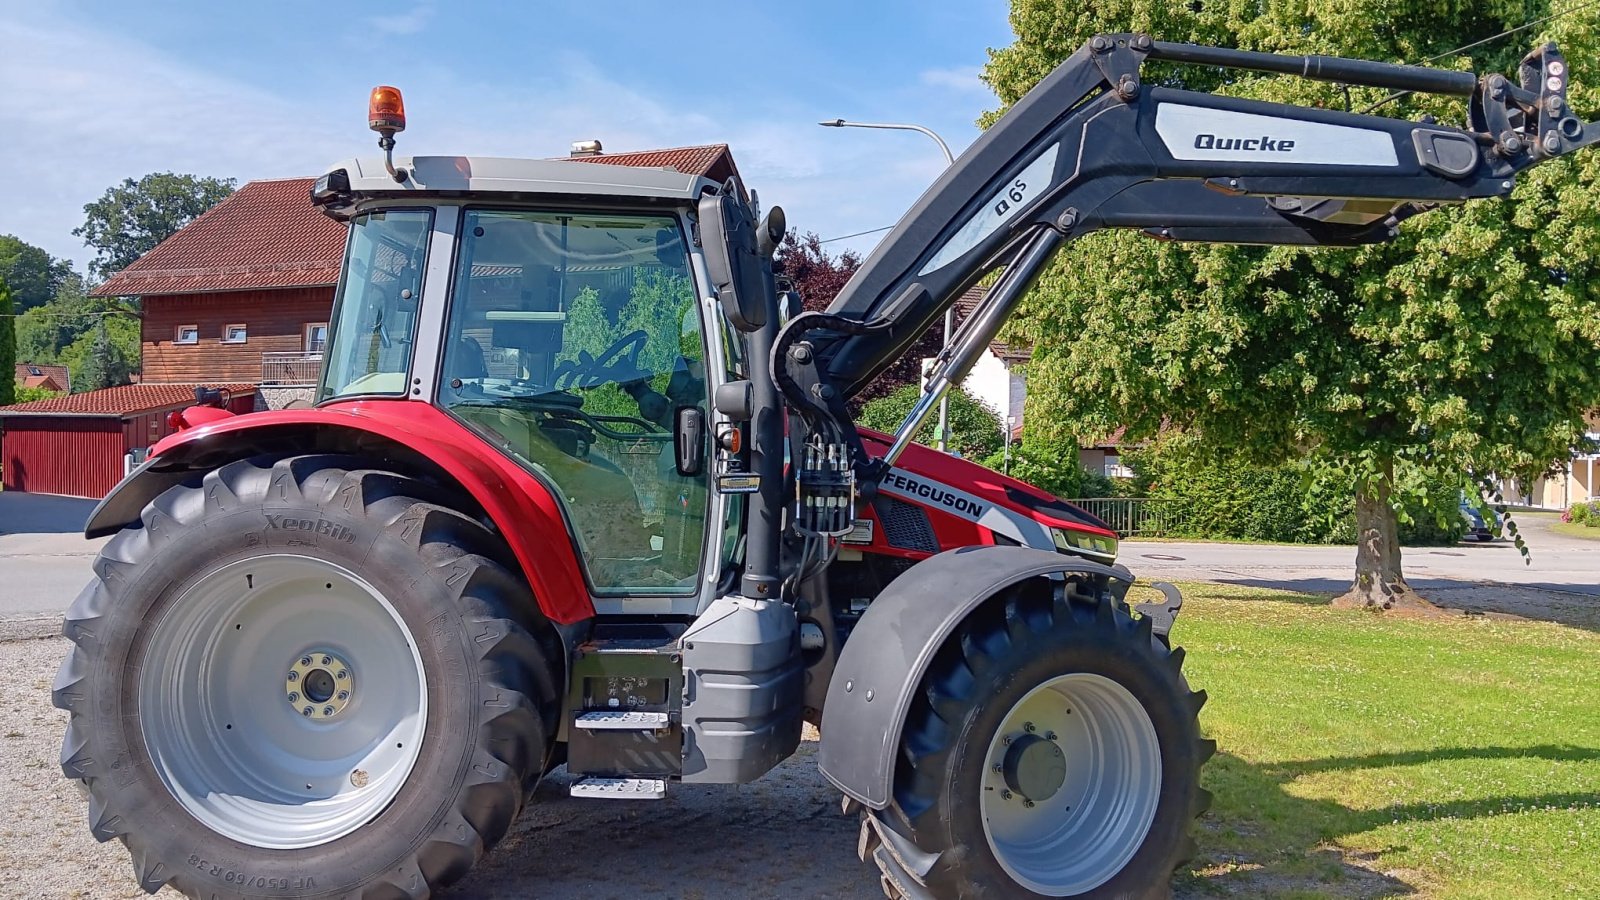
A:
874;497;938;553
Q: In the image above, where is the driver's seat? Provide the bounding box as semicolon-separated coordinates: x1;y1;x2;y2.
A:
455;336;489;380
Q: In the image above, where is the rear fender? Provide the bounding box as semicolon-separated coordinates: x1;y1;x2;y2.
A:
85;403;595;624
816;545;1130;809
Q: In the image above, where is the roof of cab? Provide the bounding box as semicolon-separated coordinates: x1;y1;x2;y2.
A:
329;155;717;202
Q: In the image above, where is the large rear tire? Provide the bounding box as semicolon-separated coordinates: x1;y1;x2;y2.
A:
53;455;560;899
862;578;1212;899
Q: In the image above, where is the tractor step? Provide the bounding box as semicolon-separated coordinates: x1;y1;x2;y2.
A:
569;776;666;800
574;710;670;730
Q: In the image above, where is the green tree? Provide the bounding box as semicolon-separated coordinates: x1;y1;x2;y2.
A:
987;1;1600;608
75;173;236;281
66;318;136;392
859;383;1005;459
0;235;73;313
12;384;62;404
0;278;15;407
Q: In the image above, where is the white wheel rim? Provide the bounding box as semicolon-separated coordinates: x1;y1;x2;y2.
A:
979;672;1162;896
138;554;427;849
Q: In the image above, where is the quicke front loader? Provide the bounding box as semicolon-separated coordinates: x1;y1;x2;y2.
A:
55;34;1598;900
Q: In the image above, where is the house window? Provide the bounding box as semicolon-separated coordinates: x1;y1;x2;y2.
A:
26;366;41;376
222;324;248;344
305;323;328;354
175;325;199;345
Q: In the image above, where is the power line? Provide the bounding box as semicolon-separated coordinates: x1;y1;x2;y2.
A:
1360;0;1600;113
818;225;893;244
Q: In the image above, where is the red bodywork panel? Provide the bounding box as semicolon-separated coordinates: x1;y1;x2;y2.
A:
853;427;1116;561
141;405;1109;625
150;401;594;624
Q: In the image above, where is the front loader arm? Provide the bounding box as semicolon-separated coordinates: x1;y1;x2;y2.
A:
782;34;1598;414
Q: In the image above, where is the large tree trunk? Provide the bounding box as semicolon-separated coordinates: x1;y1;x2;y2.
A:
1332;462;1436;611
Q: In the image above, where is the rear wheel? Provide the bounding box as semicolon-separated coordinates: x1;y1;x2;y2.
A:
862;580;1212;899
54;456;560;899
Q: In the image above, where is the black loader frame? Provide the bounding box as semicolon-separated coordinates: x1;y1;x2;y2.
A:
726;31;1598;813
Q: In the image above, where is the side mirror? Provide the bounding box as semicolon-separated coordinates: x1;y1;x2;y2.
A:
698;179;772;332
675;406;706;476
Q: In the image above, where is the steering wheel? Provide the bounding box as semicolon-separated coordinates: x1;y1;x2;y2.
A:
558;330;650;389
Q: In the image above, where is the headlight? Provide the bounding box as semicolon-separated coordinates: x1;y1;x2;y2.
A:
1052;527;1118;562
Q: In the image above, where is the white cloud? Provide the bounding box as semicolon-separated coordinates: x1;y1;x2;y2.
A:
365;4;433;36
0;9;971;269
920;65;988;94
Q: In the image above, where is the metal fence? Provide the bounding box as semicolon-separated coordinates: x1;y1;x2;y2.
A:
261;352;323;386
1064;497;1186;537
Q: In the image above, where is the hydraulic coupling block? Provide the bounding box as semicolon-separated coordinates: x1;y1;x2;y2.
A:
796;441;857;537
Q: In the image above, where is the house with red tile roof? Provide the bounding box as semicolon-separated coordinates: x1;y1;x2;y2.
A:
0;144;741;497
14;363;70;393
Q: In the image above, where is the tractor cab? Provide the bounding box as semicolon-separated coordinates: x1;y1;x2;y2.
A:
311;153;740;609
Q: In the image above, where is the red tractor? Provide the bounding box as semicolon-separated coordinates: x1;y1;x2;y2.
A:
56;36;1594;899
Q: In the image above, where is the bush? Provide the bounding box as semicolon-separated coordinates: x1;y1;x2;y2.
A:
1124;436;1466;544
858;384;1004;460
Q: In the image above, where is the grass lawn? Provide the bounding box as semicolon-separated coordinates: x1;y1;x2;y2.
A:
1549;520;1600;541
1159;581;1600;899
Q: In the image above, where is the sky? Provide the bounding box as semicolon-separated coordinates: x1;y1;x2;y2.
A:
0;0;1016;275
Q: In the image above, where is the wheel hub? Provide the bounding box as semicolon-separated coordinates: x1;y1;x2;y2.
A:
286;651;353;720
1001;731;1066;802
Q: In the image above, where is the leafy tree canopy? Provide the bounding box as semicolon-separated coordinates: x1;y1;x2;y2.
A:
986;0;1600;607
0;278;14;407
75;173;236;281
0;235;73;314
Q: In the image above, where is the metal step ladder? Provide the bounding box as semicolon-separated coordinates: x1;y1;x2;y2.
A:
569;776;667;800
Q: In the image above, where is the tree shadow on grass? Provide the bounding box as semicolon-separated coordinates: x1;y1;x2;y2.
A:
1182;744;1600;898
1202;575;1600;634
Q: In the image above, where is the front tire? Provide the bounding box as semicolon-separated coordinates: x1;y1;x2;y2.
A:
53;456;559;898
863;579;1212;899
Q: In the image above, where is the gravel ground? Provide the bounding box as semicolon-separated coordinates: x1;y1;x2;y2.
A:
1;636;880;900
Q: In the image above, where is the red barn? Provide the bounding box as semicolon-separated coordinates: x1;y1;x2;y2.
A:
0;383;255;497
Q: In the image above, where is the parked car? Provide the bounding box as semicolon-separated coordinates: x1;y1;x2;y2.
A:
1460;497;1500;541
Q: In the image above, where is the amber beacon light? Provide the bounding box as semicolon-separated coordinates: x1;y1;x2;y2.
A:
368;86;410;183
369;86;406;135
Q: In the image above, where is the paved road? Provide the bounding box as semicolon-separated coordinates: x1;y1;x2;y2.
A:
0;493;106;620
1122;513;1599;597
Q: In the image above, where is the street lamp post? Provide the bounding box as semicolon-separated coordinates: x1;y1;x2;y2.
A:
820;118;957;452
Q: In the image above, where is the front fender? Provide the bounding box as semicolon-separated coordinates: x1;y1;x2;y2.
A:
85;401;595;624
817;545;1130;809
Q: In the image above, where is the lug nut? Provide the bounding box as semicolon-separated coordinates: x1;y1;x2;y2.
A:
302;706;314;717
337;670;348;680
1023;799;1035;808
287;670;299;681
337;690;350;701
1024;722;1036;733
321;655;332;665
301;656;312;666
993;764;1003;774
323;706;335;716
287;691;300;702
1045;731;1058;741
1001;789;1013;800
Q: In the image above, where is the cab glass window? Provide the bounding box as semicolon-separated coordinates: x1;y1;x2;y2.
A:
320;209;432;400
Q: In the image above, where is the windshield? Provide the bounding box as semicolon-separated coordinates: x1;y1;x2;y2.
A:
319;209;433;400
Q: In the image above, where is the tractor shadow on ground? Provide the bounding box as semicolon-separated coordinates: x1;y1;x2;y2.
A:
1205;575;1600;634
0;492;95;535
451;742;882;899
1184;744;1600;898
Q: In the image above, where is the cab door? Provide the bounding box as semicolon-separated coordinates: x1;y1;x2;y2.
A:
436;208;713;599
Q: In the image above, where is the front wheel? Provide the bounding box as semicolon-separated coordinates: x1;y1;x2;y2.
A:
54;456;559;899
863;580;1212;899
